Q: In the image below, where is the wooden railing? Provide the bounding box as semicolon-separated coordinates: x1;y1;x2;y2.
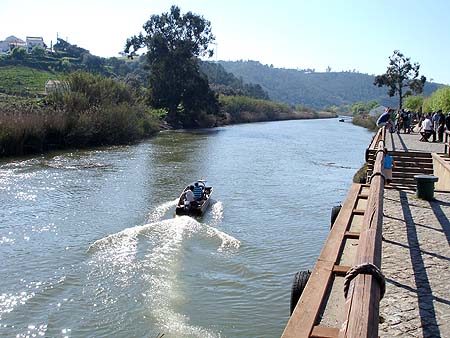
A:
368;128;385;151
281;128;386;338
444;130;450;157
339;129;385;338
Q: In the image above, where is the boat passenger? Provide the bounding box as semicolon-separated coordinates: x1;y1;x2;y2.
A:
185;186;196;207
193;182;203;201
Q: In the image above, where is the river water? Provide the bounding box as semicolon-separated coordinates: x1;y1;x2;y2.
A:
0;118;372;338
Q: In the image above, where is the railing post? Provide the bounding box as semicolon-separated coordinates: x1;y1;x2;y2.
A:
445;131;449;157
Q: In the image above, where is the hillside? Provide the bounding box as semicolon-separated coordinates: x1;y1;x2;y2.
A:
0;66;58;96
217;60;442;109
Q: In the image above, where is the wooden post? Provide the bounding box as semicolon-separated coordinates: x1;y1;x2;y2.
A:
339;138;385;338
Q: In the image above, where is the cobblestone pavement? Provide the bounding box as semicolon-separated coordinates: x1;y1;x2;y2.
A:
384;131;444;154
379;189;450;337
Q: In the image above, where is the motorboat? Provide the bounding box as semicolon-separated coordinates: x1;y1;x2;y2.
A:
175;179;213;216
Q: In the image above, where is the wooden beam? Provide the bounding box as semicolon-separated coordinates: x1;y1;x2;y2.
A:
281;261;334;338
339;139;384;338
333;265;350;275
311;326;339;338
344;231;360;239
319;184;362;263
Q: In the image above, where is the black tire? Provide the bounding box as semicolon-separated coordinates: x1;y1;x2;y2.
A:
330;205;342;229
290;270;311;315
365;148;370;163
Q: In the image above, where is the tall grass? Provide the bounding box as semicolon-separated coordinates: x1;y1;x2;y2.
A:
0;72;161;157
352;113;377;130
219;95;336;124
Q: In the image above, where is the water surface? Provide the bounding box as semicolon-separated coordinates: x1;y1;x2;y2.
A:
0;118;372;337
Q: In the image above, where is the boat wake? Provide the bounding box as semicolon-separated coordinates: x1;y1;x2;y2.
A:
86;199;238;337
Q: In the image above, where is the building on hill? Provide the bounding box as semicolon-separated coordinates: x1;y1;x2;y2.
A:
45;80;69;95
0;36;26;54
26;36;46;52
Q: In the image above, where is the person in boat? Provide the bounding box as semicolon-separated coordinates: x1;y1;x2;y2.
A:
193;182;204;201
184;185;196;207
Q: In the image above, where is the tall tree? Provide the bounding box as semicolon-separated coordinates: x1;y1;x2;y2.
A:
374;50;426;110
124;5;219;128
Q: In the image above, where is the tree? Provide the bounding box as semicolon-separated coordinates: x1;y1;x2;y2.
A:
124;5;219;128
31;46;46;58
9;47;27;60
404;95;423;112
374;50;426;110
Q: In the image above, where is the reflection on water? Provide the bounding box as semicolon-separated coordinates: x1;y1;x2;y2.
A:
0;118;372;337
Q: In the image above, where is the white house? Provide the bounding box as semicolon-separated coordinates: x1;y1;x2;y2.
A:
0;36;26;54
26;36;45;52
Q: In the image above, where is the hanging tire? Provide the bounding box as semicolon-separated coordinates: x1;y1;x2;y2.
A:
365;148;370;163
330;205;342;229
290;270;311;315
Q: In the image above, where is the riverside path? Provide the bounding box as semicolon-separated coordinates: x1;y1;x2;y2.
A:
380;131;450;337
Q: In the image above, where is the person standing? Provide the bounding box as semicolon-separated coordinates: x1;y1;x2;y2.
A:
384;151;395;185
445;112;450;131
438;111;446;142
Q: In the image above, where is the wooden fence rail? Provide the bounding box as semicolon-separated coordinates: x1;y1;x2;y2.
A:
339;128;385;338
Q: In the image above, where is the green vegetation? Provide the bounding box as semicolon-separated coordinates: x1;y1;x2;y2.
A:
217;60;441;109
422;86;450;113
348;101;378;114
353;163;368;183
0;72;161;156
374;50;426;111
404;95;424;112
125;5;220;128
352;113;377;130
0;66;57;96
219;95;335;124
199;61;269;100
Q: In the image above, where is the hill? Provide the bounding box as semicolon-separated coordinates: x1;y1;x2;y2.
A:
217;60;442;109
0;66;58;96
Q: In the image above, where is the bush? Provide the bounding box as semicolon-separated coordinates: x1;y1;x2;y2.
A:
219;95;292;124
352;113;377;130
0;72;162;156
353;163;368;183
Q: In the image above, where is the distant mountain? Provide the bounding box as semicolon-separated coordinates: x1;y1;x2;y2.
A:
217;60;442;109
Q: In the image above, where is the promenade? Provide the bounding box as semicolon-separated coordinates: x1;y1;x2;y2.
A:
379;131;450;337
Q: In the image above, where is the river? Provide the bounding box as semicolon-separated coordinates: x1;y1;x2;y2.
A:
0;118;372;338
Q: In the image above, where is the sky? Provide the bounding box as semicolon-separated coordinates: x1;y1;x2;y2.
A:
2;0;450;85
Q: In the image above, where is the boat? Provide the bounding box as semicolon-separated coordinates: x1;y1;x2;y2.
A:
339;118;345;122
175;179;213;216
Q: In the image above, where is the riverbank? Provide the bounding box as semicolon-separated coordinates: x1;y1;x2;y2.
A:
0;91;337;158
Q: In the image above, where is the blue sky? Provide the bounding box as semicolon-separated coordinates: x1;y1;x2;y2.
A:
2;0;450;84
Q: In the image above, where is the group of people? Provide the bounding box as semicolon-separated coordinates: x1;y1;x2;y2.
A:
184;182;205;208
418;110;450;142
376;108;414;134
376;108;450;143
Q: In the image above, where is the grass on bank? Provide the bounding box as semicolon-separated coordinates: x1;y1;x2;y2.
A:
0;66;58;96
219;95;336;124
352;113;377;130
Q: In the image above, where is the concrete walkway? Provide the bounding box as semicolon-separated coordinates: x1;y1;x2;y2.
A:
379;132;450;337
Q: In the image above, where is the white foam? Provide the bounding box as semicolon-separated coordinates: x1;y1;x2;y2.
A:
86;205;237;337
147;198;179;223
